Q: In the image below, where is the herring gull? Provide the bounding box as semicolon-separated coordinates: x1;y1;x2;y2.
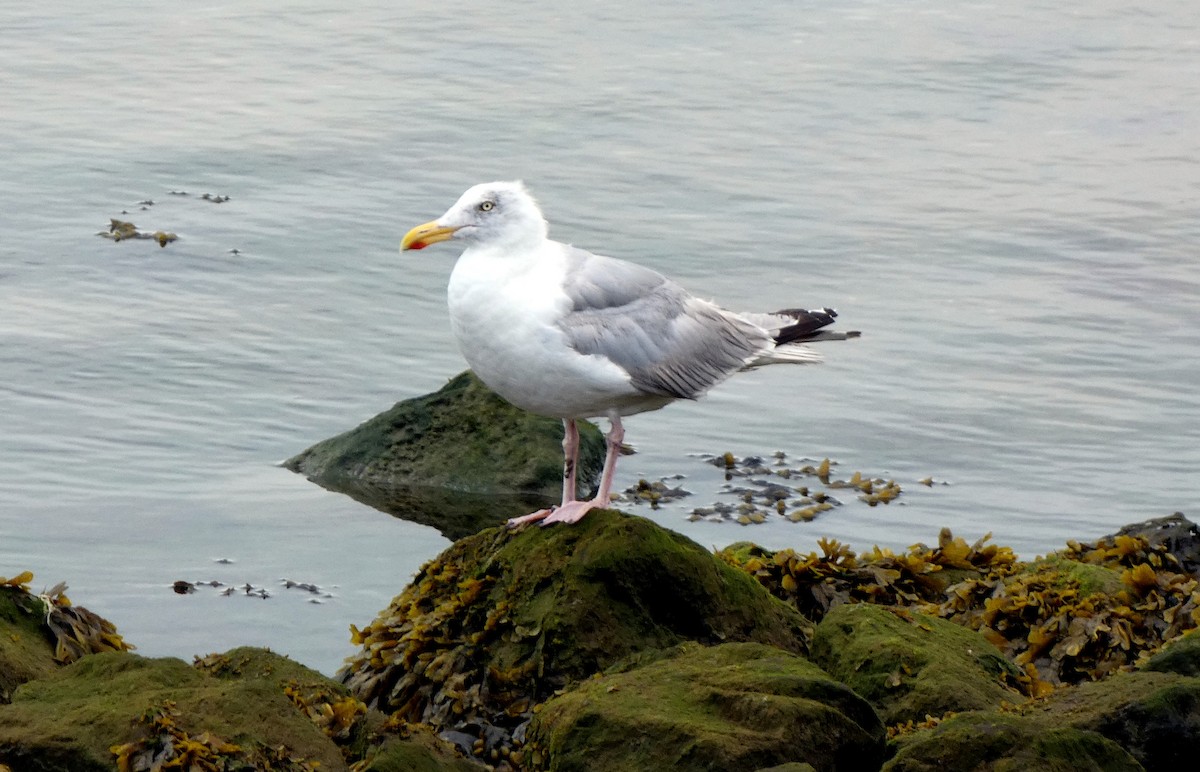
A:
400;181;859;526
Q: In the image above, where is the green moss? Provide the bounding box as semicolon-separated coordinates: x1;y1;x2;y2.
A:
0;650;347;770
342;510;812;744
528;642;884;772
1032;670;1200;770
810;604;1022;725
885;712;1144;771
0;587;59;704
1027;556;1124;597
357;728;480;772
1142;628;1200;677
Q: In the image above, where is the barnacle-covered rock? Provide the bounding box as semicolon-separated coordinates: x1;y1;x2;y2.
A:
810;604;1023;725
339;509;812;765
284;371;605;538
526;642;884;772
883;711;1143;771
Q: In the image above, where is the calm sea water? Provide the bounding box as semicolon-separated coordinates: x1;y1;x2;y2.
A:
2;1;1197;674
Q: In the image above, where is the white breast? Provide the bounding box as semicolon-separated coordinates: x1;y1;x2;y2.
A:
446;242;658;419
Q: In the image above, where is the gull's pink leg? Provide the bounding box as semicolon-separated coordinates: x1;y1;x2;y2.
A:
507;419;580;527
540;415;624;525
560;418;579;506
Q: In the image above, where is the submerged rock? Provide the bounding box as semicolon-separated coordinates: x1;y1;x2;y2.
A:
526;641;885;772
284;371;605;537
339;509;811;764
810;604;1022;725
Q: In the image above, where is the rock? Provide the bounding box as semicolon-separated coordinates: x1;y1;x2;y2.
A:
810;604;1023;726
339;510;812;764
0;585;59;704
1;575;131;705
283;371;605;537
1142;628;1200;677
1033;670;1200;771
884;711;1144;771
353;726;483;772
526;641;884;772
1108;512;1200;575
0;649;348;770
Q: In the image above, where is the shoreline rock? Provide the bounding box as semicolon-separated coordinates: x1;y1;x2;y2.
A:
283;371;606;539
4;512;1200;770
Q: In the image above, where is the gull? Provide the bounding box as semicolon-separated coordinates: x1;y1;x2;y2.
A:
400;182;858;526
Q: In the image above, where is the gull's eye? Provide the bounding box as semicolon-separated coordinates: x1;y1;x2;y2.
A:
479;200;495;212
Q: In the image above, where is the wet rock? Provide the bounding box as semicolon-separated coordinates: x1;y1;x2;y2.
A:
884;711;1143;771
284;371;605;537
810;604;1023;725
339;510;811;766
526;641;884;772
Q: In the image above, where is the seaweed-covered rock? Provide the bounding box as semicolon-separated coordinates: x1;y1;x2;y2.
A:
1;572;131;705
340;510;812;765
526;642;884;772
353;726;483;772
884;711;1143;771
1033;670;1200;771
810;604;1023;725
0;583;58;704
0;650;348;771
285;370;603;496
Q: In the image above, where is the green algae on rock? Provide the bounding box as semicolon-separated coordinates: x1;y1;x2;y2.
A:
284;371;605;536
883;711;1144;772
0;650;348;770
1029;669;1200;771
526;641;885;772
339;510;812;765
810;604;1023;726
1;572;131;705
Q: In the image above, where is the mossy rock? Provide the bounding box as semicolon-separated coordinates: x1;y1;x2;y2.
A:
340;510;812;754
527;641;884;772
0;587;59;704
1033;670;1200;770
284;371;606;536
0;650;348;771
1141;628;1200;677
884;711;1144;771
356;726;484;772
1030;555;1125;597
810;604;1023;725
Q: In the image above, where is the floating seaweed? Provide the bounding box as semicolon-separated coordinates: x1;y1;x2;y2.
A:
692;453;921;524
97;218;178;247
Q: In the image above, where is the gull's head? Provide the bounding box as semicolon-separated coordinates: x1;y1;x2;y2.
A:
400;181;548;253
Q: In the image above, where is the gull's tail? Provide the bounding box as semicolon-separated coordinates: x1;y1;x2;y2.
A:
740;307;861;367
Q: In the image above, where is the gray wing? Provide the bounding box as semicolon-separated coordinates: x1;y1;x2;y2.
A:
557;245;769;399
